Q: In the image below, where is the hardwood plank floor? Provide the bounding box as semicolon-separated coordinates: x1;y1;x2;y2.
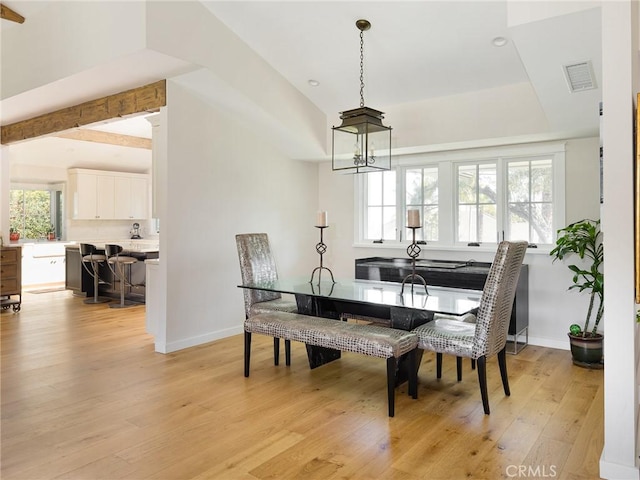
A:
1;290;604;479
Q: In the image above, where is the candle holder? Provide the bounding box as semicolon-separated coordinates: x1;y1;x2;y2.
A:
401;226;428;295
309;226;335;284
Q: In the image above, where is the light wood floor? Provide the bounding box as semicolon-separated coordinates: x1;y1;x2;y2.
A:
1;290;604;480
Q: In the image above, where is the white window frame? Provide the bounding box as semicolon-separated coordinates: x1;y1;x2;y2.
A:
355;141;566;250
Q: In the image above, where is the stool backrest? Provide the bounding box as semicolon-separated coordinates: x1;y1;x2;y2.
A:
80;243;97;256
105;244;123;258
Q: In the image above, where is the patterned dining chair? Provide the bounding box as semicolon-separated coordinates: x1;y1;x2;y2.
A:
430;311;477;381
236;233;298;366
411;241;528;414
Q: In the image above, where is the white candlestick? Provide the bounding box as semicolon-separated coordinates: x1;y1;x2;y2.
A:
407;209;421;228
316;211;328;227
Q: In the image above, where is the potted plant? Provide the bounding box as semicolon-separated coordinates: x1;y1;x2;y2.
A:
9;227;20;242
47;224;56;241
550;218;603;368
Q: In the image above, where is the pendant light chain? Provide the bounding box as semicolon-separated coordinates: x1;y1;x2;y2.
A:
359;28;365;108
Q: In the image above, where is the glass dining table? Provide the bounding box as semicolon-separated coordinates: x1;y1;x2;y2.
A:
239;277;482;372
240;276;481;329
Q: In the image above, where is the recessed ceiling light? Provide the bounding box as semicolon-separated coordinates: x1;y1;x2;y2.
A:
308;79;320;87
492;36;508;47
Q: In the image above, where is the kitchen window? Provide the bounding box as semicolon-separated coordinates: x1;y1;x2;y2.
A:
10;184;64;240
356;142;565;247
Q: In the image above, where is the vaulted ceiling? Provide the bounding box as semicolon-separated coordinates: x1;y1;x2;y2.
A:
2;1;603;173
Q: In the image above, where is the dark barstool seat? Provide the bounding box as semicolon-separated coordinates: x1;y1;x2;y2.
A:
105;244;139;309
79;243;111;304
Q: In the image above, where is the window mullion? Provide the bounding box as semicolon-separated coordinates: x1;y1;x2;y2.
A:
497;158;505;243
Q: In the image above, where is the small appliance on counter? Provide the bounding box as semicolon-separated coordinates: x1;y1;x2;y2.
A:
130;222;142;239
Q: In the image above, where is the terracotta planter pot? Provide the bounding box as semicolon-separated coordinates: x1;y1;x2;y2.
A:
9;233;19;242
568;332;603;369
47;233;56;240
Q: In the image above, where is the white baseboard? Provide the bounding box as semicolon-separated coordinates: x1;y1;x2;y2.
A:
527;336;570;351
600;452;639;479
155;325;244;353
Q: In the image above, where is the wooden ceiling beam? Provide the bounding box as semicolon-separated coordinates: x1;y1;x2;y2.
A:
0;3;25;24
1;80;166;145
54;129;152;150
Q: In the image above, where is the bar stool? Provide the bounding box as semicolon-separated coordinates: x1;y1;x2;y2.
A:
79;243;111;304
105;244;138;309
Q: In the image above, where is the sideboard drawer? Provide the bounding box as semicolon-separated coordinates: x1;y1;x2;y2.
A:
1;249;18;263
0;278;19;294
1;263;18;278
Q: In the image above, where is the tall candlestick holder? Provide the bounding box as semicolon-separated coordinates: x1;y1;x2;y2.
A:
401;226;428;295
309;226;335;284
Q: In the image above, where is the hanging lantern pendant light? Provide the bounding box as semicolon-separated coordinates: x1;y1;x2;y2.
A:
332;19;392;173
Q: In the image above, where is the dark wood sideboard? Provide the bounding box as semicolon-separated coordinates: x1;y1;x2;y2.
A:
355;257;529;353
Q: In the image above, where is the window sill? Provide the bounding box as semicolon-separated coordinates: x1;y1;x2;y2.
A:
352;242;552;255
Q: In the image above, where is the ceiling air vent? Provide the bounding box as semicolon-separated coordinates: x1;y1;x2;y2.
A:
562;61;597;93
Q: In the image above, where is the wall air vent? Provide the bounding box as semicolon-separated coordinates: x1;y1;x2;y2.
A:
562;61;597;93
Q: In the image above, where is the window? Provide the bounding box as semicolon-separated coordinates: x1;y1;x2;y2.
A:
10;185;64;240
406;167;438;242
456;163;497;243
364;170;396;241
506;158;553;244
358;142;565;247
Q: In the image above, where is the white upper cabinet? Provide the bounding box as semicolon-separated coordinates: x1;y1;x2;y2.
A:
69;169;149;220
114;176;149;219
96;175;116;219
129;177;149;219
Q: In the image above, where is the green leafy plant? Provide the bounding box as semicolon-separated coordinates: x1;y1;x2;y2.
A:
550;219;603;337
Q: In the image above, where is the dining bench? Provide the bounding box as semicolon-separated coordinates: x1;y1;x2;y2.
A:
244;311;419;417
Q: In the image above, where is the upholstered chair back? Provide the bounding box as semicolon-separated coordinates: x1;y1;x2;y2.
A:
236;233;283;318
472;241;528;359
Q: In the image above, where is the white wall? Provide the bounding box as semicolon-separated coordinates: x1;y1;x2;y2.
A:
599;1;639;478
0;147;9;242
157;81;318;352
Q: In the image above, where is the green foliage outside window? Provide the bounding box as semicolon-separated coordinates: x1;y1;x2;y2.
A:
9;190;56;239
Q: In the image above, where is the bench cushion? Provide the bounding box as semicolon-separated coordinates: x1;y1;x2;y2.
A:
245;312;418;359
248;298;298;316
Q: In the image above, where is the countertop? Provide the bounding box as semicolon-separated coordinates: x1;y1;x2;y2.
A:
65;239;159;253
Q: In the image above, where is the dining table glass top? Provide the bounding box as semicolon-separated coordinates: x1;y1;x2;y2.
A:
240;276;482;316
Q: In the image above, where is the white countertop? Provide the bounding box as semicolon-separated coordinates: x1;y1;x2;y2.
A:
66;239;159;253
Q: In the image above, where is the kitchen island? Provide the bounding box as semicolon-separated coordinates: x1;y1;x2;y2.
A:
65;241;159;304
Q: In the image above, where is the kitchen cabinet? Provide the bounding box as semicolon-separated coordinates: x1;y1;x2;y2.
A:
69;170;115;219
114;176;149;219
1;246;22;312
68;169;149;220
21;243;67;287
